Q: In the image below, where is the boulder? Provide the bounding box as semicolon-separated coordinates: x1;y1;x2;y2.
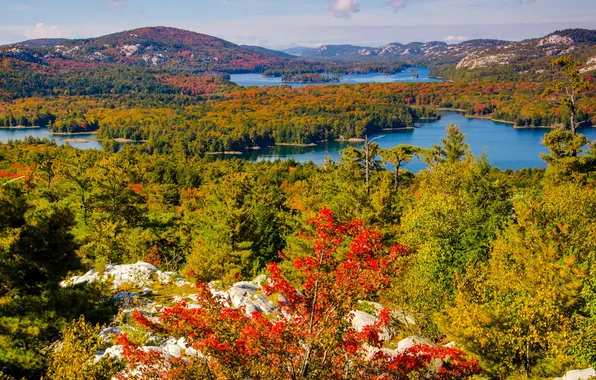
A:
252;294;278;315
166;343;182;358
555;368;596;380
351;310;391;341
95;345;124;362
396;336;435;353
60;261;190;289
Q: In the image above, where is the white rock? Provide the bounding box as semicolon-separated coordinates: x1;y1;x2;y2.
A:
243;301;261;315
95;345;124;362
166;344;182;358
177;337;202;357
61;262;190;289
251;274;268;287
252;294;278;315
351;311;391;342
98;327;120;343
555;368;596;380
396;336;435;353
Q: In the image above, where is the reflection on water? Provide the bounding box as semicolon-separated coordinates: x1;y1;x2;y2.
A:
2;112;595;172
215;111;596;172
230;67;443;88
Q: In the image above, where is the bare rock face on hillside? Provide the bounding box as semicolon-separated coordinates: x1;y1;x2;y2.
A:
456;52;516;69
60;261;189;288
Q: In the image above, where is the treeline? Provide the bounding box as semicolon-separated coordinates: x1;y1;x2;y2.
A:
0;59;235;100
2;80;595;149
281;73;341;83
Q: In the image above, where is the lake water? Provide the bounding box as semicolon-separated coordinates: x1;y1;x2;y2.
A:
0;127;103;149
221;111;596;172
2;112;595;172
230;67;442;88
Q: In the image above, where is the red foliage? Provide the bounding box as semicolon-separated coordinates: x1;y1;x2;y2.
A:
117;208;481;379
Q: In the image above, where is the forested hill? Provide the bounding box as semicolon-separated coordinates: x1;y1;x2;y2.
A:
284;29;596;65
2;26;596;82
5;26;290;73
284;29;596;81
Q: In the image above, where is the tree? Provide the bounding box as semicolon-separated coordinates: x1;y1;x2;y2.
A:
439;184;596;378
46;317;122;380
544;55;591;136
424;124;471;166
117;208;481;379
380;144;421;190
541;129;595;182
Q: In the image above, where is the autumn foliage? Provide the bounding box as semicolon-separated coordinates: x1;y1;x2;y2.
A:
117;208;481;379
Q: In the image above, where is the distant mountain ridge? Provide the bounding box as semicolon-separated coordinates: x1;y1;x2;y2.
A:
5;26;290;72
283;29;596;66
2;27;596;80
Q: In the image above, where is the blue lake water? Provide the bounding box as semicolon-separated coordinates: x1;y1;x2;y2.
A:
222;111;596;172
0;127;103;149
2;112;594;172
230;67;442;88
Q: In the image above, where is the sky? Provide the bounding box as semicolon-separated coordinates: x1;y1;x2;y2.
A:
0;0;595;49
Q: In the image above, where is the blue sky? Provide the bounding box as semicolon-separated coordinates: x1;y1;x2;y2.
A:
1;0;595;48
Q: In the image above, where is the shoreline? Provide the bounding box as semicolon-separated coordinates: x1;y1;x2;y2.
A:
275;142;317;147
46;131;99;136
112;138;147;143
382;126;415;131
205;151;243;155
0;126;42;130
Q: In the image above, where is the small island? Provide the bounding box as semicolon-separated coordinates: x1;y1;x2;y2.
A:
281;73;341;83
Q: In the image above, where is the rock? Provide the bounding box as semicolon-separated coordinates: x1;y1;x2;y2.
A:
60;261;190;289
351;310;391;341
392;310;416;327
98;327;120;343
396;336;435;353
555;368;596;380
232;281;259;292
251;274;268;287
243;301;261;315
229;282;259;308
252;294;278;315
166;344;182;358
95;345;124;362
177;337;202;357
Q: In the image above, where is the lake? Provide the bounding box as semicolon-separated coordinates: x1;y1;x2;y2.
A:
218;111;596;172
230;67;443;88
1;112;595;172
0;127;103;149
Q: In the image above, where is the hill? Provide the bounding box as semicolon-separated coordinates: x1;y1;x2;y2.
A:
9;26;290;72
282;29;596;80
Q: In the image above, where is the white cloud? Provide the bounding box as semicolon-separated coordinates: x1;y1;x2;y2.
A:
444;35;467;41
386;0;409;12
329;0;359;18
24;23;67;39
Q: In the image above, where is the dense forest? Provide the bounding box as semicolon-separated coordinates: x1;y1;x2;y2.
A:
0;121;595;378
1;78;594;151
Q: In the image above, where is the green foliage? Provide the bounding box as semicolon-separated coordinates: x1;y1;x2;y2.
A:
439;184;596;378
47;317;123;380
424;123;472;165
